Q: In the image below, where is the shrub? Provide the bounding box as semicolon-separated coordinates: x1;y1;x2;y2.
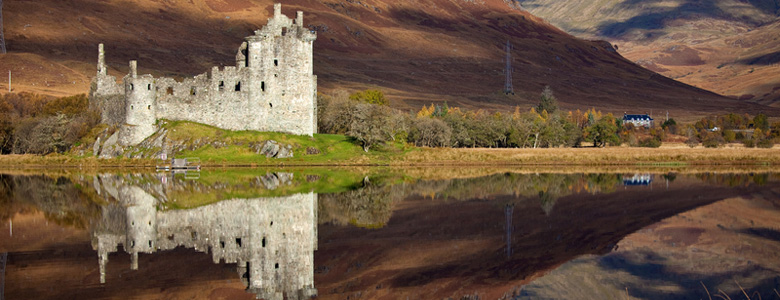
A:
638;137;662;148
756;139;774;148
702;134;724;148
742;139;755;148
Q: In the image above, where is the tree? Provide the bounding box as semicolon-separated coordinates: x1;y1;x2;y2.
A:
409;117;452;147
536;85;558;114
318;91;357;134
753;113;769;131
584;114;619;147
349;89;388;106
347;104;391;152
661;118;677;134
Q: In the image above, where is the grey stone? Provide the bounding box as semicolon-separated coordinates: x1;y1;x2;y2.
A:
99;132;122;159
93;136;101;156
260;173;281;190
260;140;280;158
276;145;293;158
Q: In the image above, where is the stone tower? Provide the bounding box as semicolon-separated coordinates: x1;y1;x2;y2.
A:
120;61;158;146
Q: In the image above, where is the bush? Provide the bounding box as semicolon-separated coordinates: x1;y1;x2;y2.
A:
702;134;724;148
685;136;699;148
638;137;662;148
742;139;755;148
756;139;774;148
42;94;89;117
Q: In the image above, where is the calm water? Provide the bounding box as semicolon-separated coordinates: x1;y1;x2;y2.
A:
0;170;778;299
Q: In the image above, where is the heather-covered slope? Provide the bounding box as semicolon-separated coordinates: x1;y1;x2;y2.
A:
1;0;776;119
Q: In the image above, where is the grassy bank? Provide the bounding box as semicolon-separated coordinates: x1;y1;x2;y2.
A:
0;120;778;168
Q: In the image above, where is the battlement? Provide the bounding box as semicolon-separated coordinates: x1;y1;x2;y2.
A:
89;3;317;147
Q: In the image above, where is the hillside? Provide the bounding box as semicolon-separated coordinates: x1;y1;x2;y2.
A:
516;0;780;106
1;0;777;120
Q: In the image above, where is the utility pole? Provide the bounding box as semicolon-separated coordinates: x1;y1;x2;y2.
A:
0;0;6;54
504;40;514;95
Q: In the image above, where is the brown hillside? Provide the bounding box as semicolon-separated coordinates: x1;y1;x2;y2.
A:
1;0;777;120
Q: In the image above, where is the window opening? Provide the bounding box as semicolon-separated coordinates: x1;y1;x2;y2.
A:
166;87;173;95
190;87;196;96
130;83;134;90
275;263;279;269
219;81;225;91
236;238;242;247
235;82;241;91
262;237;266;248
261;81;265;92
269;103;273;108
147;84;151;90
147;105;151;110
274;59;278;66
220;240;225;248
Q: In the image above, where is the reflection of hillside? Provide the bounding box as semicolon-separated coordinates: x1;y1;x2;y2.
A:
315;175;775;299
90;179;318;300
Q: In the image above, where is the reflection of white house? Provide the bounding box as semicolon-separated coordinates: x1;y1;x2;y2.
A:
623;174;653;186
90;180;317;300
623;114;654;128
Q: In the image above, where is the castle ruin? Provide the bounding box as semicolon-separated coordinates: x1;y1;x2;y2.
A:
90;3;317;146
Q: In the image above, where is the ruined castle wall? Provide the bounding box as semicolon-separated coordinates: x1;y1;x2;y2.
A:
154;67;263;132
90;74;125;126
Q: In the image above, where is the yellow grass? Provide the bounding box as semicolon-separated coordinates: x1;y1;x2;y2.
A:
396;146;780;166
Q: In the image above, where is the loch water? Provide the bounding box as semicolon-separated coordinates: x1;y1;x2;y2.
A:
1;169;778;299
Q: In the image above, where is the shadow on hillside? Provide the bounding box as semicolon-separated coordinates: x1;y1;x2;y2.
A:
595;0;778;39
738;51;780;65
6;0;260;76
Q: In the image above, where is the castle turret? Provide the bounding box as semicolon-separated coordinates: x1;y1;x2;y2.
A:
120;61;157;146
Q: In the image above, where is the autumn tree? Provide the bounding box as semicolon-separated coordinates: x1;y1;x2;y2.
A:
349;89;388;106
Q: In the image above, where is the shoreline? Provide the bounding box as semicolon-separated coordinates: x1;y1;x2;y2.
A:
1;145;778;171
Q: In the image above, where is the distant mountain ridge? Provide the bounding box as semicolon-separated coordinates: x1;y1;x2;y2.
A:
516;0;780;106
1;0;777;119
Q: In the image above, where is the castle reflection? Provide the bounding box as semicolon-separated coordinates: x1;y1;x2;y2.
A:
89;174;317;300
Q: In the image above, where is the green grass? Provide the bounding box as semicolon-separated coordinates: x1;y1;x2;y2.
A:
160;120;396;165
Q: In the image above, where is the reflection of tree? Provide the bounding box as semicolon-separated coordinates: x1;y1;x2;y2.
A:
319;179;395;228
396;173;623;215
0;174;101;227
695;173;772;187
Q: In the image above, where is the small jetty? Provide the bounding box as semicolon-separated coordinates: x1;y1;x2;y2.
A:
156;157;201;171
